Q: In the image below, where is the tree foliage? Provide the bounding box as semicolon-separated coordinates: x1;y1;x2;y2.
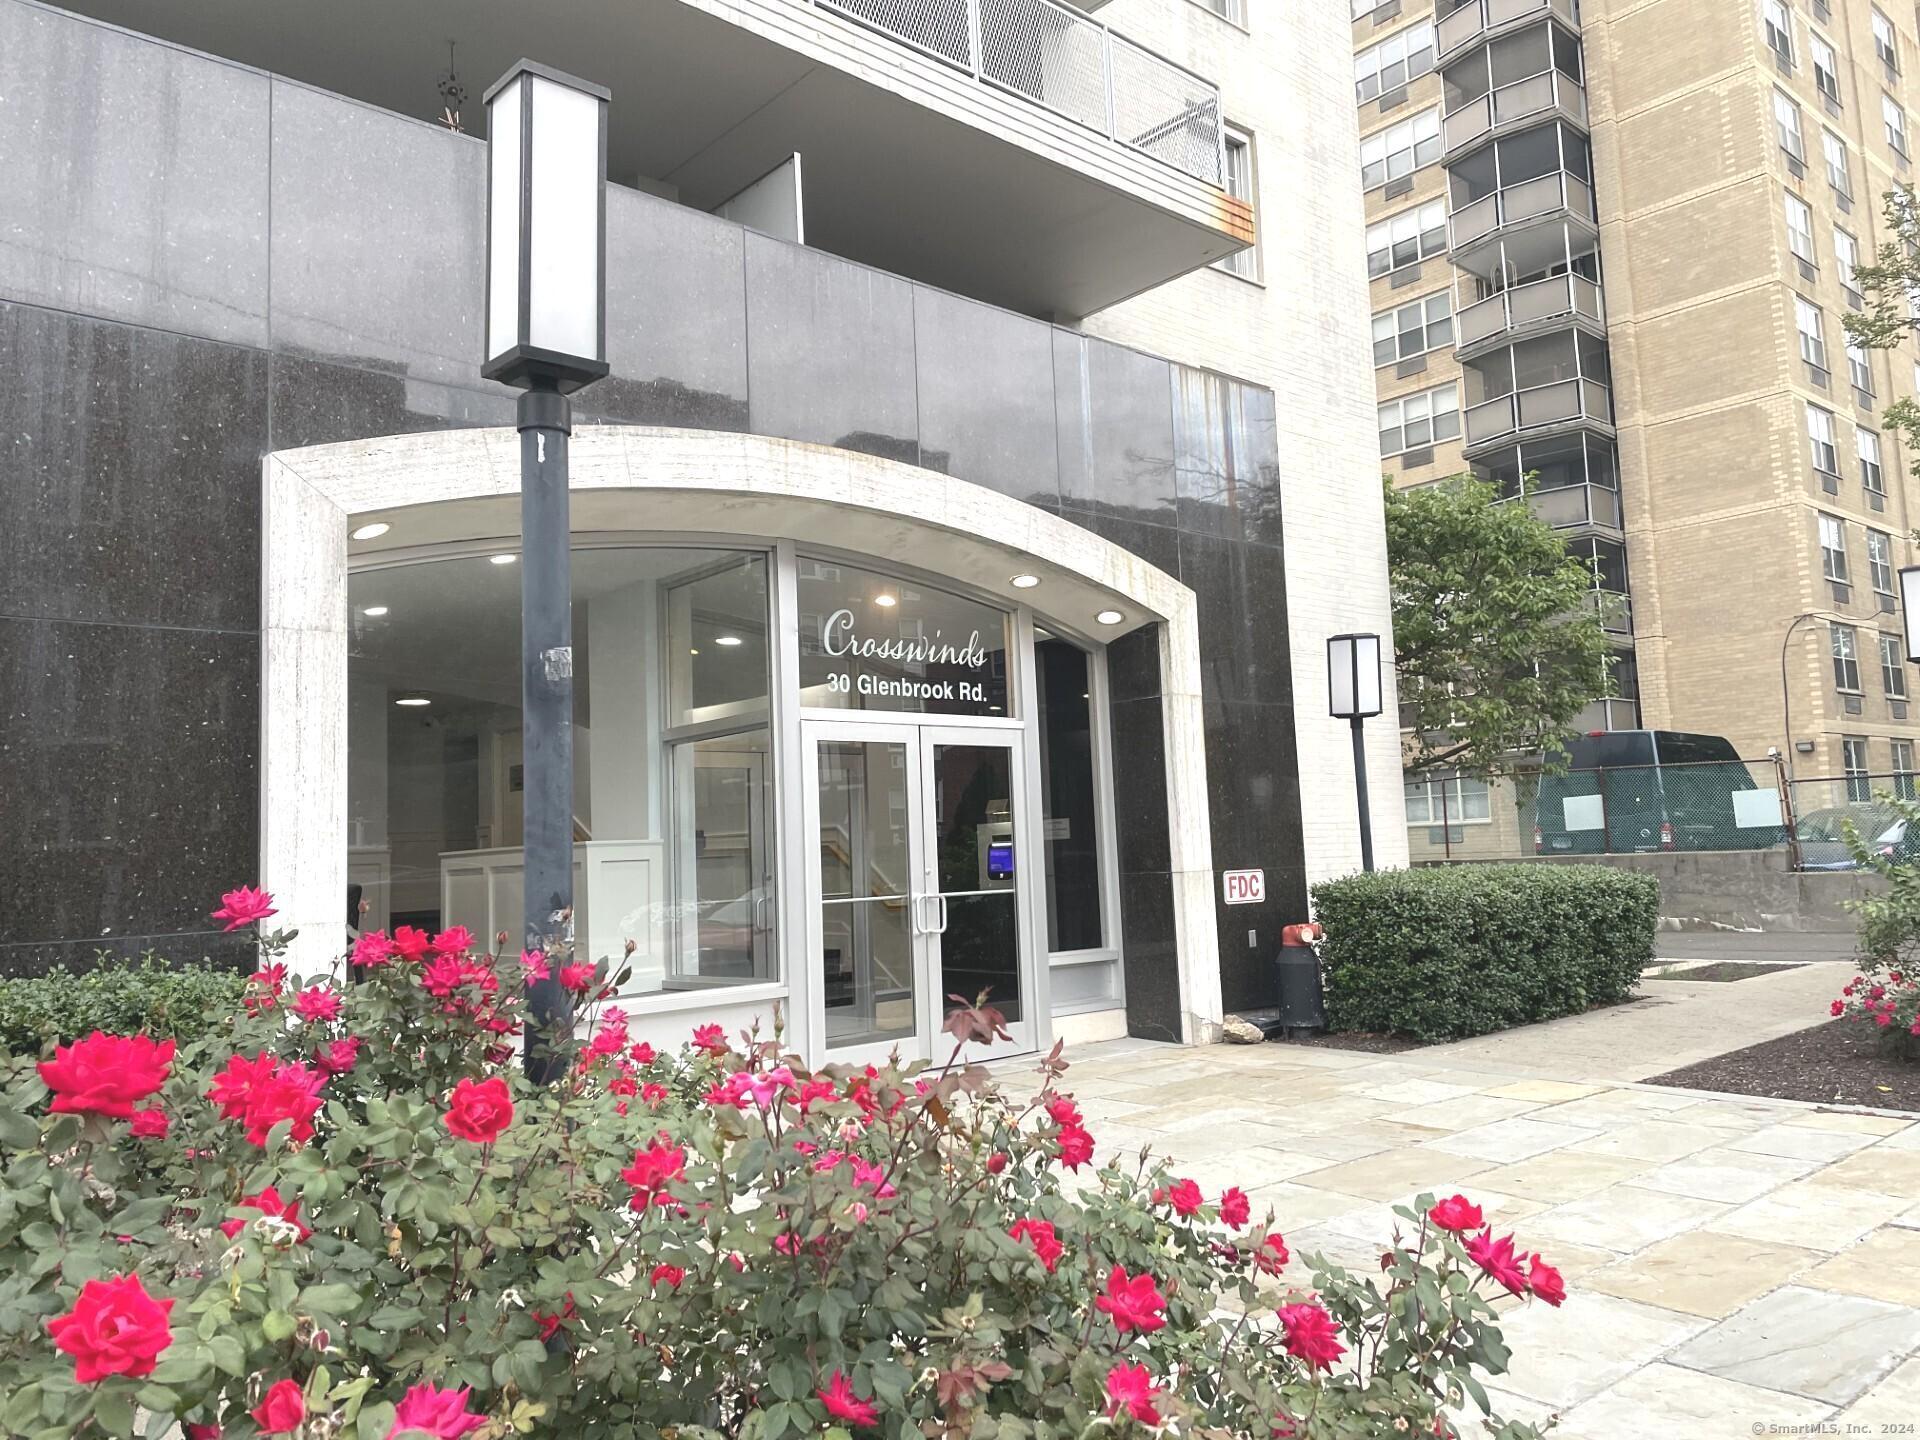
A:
1385;474;1614;778
1844;184;1920;458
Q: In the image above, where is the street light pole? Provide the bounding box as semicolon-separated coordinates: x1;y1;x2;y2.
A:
483;60;610;1081
1328;633;1384;874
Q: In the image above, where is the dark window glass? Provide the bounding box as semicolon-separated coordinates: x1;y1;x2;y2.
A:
797;559;1011;716
1653;732;1741;765
1036;638;1104;952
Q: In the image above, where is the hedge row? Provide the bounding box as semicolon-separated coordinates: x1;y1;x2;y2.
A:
1311;864;1659;1042
0;955;245;1057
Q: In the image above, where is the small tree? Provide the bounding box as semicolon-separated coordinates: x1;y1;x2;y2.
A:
1845;184;1920;458
1386;474;1614;778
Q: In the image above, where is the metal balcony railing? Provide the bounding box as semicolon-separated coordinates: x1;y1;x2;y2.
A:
1463;375;1612;446
1437;0;1581;63
1584;585;1632;633
817;0;1223;183
1442;67;1588;155
1449;170;1594;251
1499;479;1622;531
1456;272;1604;348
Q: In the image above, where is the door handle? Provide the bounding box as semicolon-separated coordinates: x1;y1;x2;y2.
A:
931;894;949;935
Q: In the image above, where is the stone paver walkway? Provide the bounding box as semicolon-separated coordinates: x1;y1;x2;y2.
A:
1064;1036;1920;1438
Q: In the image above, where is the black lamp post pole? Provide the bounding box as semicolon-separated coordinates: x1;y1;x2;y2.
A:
1350;715;1374;873
520;378;574;1084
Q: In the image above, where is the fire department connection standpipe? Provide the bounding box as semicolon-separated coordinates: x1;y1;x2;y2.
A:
1276;922;1325;1036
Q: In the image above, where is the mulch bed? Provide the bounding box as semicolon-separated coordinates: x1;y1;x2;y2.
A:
1273;1030;1430;1054
1647;1019;1920;1109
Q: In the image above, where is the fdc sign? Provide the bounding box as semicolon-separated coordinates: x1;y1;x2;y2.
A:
1222;869;1265;905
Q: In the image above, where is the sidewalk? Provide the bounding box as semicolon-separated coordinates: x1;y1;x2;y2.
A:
1066;1028;1920;1438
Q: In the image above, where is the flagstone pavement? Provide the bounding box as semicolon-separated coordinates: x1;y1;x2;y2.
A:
1063;1036;1920;1439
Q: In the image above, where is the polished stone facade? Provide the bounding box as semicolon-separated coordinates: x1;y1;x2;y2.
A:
0;0;1304;1020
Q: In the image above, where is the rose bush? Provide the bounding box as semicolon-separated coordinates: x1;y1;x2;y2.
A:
0;890;1561;1439
1834;795;1920;1058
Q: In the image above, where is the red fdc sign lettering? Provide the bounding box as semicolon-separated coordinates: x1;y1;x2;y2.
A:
1222;869;1265;905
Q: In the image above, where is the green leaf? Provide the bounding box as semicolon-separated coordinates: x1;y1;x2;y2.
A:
262;1309;297;1342
93;1388;136;1437
208;1334;246;1378
299;1283;364;1317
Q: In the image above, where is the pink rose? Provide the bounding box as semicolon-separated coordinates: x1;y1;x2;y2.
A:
1277;1302;1346;1371
292;987;341;1023
816;1371;879;1427
211;885;276;931
129;1108;170;1139
443;1076;514;1144
39;1033;174;1118
1427;1194;1485;1233
384;1382;487;1439
1104;1363;1162;1425
1095;1264;1167;1334
1465;1229;1530;1295
47;1275;173;1383
1009;1218;1065;1271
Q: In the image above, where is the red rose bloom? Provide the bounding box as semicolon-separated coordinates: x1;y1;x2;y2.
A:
609;1075;639;1097
220;1185;312;1242
38;1032;175;1119
622;1138;688;1209
1254;1232;1290;1275
251;1380;305;1435
1465;1229;1530;1295
1277;1302;1347;1371
641;1082;669;1108
292;987;341;1024
1045;1093;1083;1127
1526;1253;1566;1307
1096;1264;1167;1334
558;962;594;994
1832;1000;1847;1016
650;1263;686;1290
630;1041;657;1065
222;1058;325;1148
692;1022;729;1055
1427;1194;1485;1234
1104;1363;1162;1425
987;1151;1009;1175
391;924;433;962
211;885;276;931
443;1075;515;1144
1009;1217;1066;1272
532;1296;575;1340
47;1274;174;1383
351;930;395;967
384;1382;487;1439
1056;1123;1095;1171
315;1036;362;1076
1156;1177;1204;1217
432;925;477;956
129;1108;170;1139
185;1424;221;1439
816;1371;880;1427
1219;1185;1252;1230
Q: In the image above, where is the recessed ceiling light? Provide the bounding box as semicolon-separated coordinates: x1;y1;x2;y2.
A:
490;553;518;565
1095;609;1125;626
1010;573;1040;589
690;648;700;656
394;696;430;707
361;605;389;618
715;635;744;647
351;522;391;541
874;594;898;608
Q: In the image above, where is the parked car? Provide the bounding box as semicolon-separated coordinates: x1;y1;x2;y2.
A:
1796;804;1917;870
1534;730;1784;855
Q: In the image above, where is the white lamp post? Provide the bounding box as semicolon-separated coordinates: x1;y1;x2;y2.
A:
1327;633;1384;872
484;60;610;1081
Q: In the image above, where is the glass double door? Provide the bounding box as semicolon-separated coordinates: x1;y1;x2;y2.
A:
803;721;1031;1064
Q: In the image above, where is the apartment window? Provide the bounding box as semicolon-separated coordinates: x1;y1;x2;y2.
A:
1822;511;1851;582
1812;32;1841;103
1845;735;1871;799
1361;109;1441;190
1823;129;1853;198
1214;128;1259;280
1775;89;1806;160
1836;226;1863;299
1848;336;1875;393
1196;0;1247;25
1885;635;1911;699
1874;7;1900;72
1870;526;1896;593
1378;382;1461;456
1355;21;1436;103
1372;292;1453;365
1834;624;1863;691
1861;428;1887;495
1894;739;1917;798
1367;199;1447;275
1403;773;1492;826
1764;0;1795;65
1785;191;1816;265
1885;93;1909;155
1808;402;1841;473
1797;295;1829;369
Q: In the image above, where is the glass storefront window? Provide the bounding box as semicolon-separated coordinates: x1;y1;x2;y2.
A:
1036;635;1104;952
797;557;1012;717
346;544;775;993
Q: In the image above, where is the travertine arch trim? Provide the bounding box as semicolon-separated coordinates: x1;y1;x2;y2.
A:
261;425;1221;1041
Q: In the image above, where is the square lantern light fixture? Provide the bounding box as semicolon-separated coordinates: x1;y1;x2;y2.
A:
1327;633;1384;720
1902;565;1920;663
483;60;611;393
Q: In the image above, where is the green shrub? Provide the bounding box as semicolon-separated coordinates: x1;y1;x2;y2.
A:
1312;863;1658;1041
0;956;245;1058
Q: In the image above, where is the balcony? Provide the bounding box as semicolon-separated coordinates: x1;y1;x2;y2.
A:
1450;174;1596;278
1463;376;1613;452
1499;478;1622;532
1442;67;1587;159
1574;696;1640;732
1584;586;1632;635
1437;0;1581;63
1456;272;1604;355
57;0;1245;319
